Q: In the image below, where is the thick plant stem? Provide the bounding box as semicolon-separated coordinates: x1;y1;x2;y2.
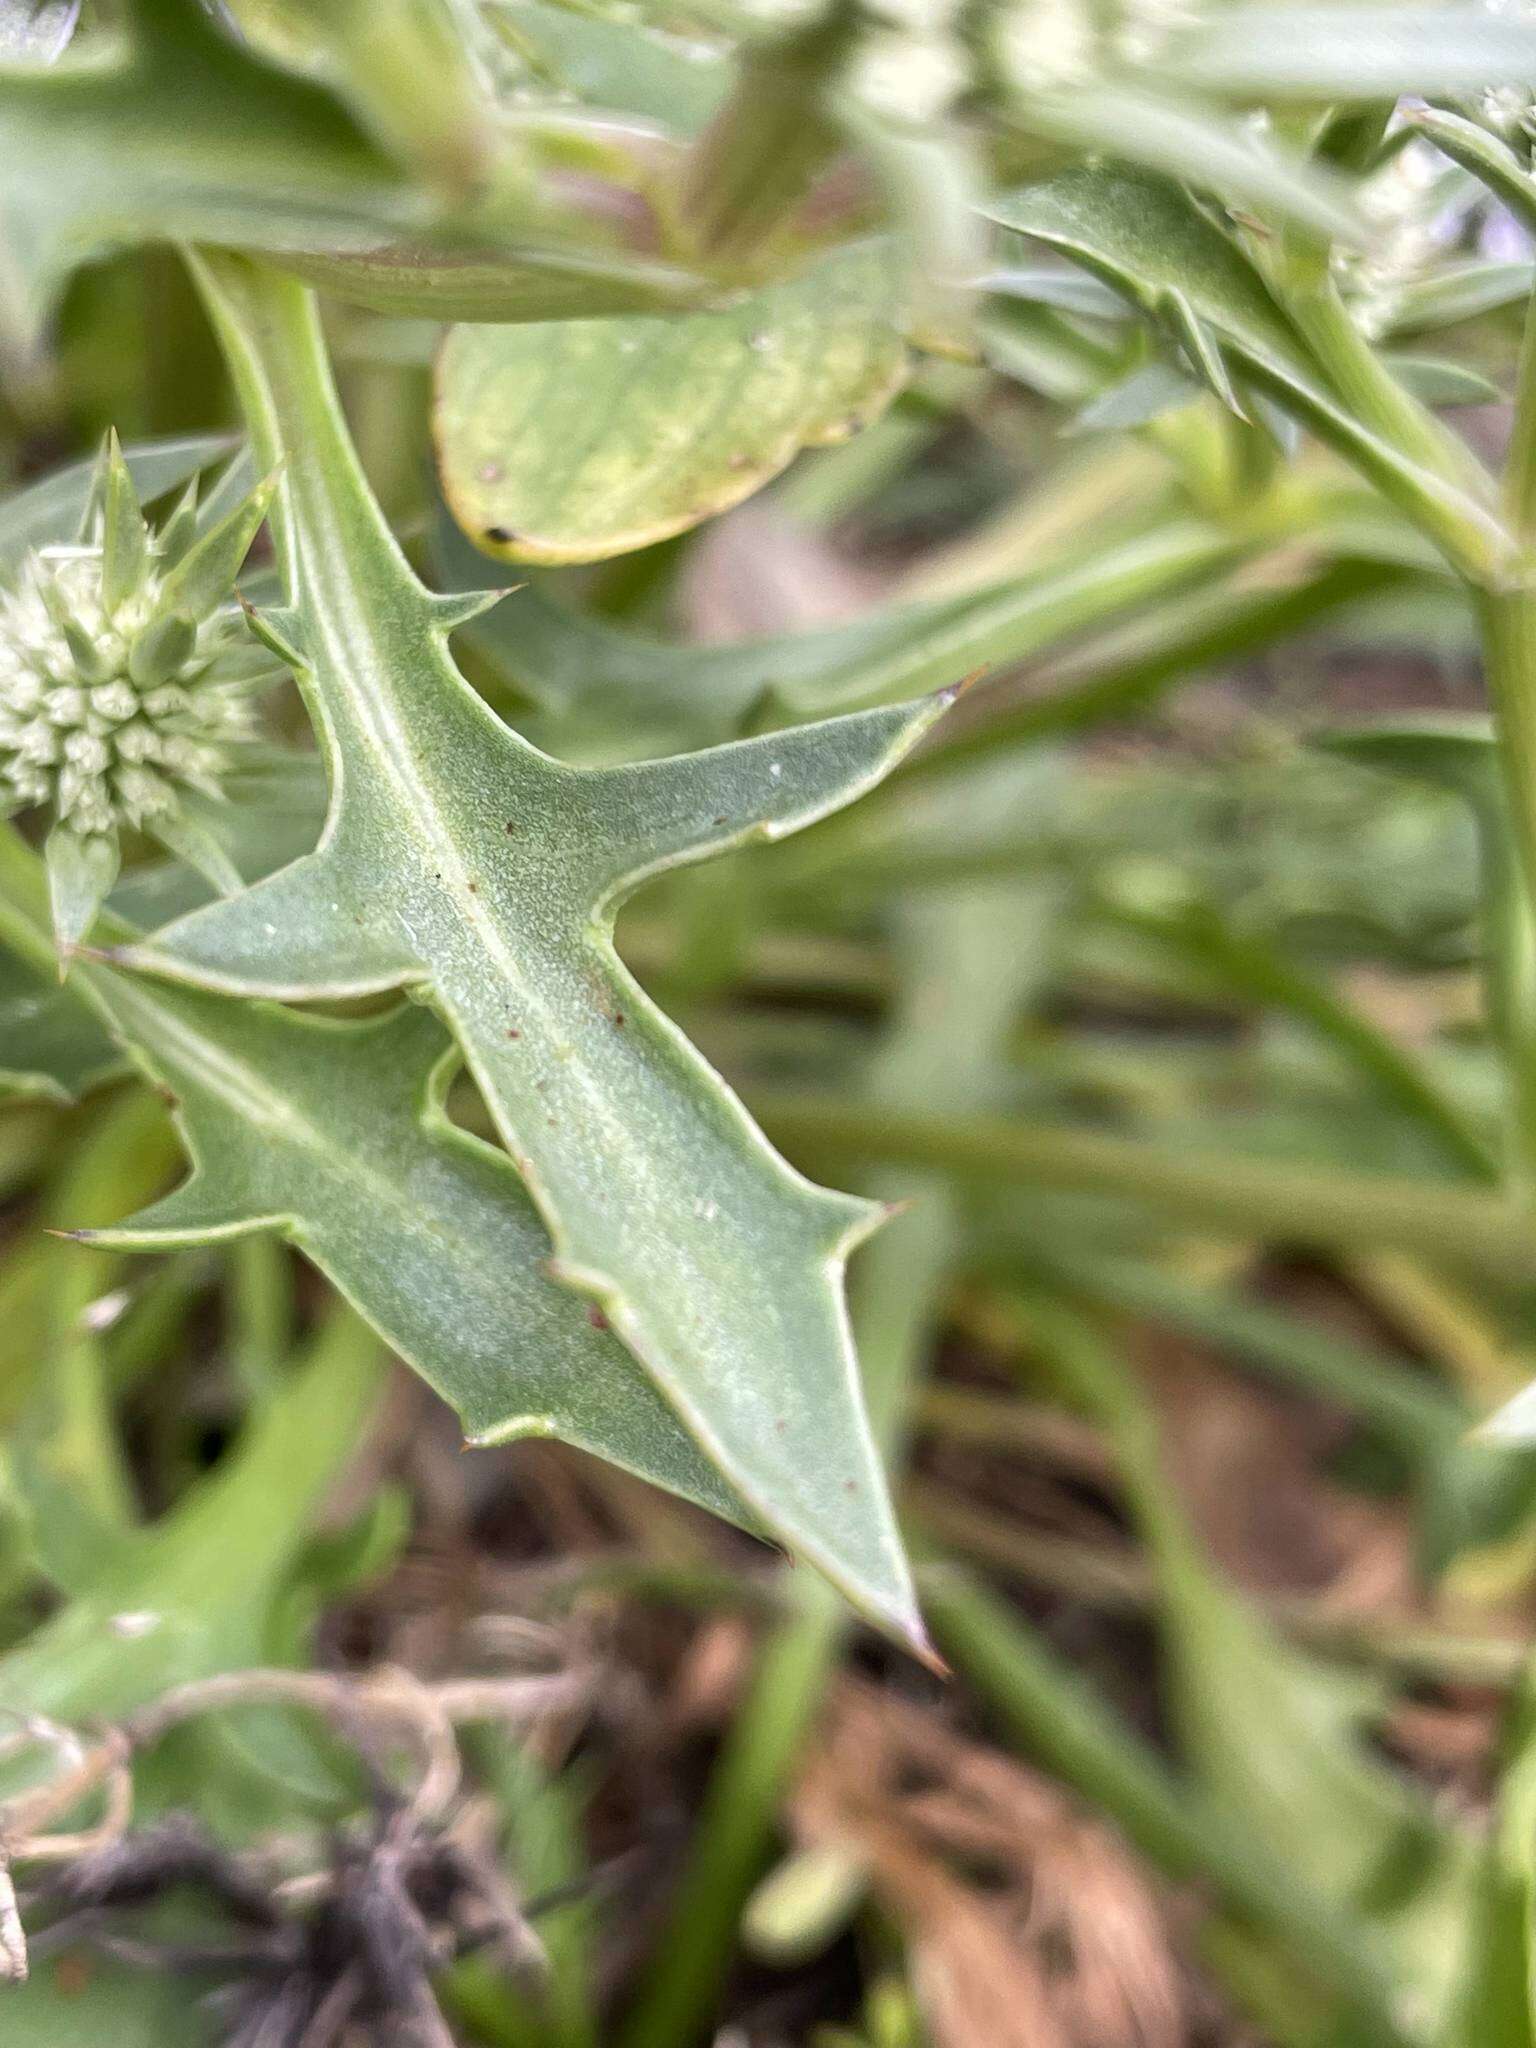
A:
1277;230;1492;506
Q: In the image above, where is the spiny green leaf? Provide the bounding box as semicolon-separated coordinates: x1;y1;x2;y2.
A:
117;252;951;1649
72;969;750;1526
434;242;909;564
989;166;1511;579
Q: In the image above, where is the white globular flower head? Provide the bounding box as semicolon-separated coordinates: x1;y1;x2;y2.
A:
0;433;282;953
0;545;257;838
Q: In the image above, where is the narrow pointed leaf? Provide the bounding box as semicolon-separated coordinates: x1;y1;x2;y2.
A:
152;470;277;624
155;475;201;566
45;824;118;957
128;609;198;686
119;252;952;1645
0;433;232;581
99;430;149;612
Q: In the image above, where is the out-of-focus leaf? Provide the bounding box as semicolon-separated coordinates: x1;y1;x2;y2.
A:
1412;106;1536;235
983;263;1131;319
434;242;908;563
0;0;434;337
1070;359;1200;433
118;252;946;1648
1020;82;1359;242
1386;260;1536;337
925;1563;1414;2048
0;1305;380;1723
990;166;1509;577
0;432;233;579
223;0;500;194
0;941;116;1101
0;1966;210;2047
268;238;715;322
485;0;730;130
1165;4;1536;99
1026;1298;1479;2034
0;0;79;62
1450;1682;1536;2045
439;516;1235;752
1386;353;1503;407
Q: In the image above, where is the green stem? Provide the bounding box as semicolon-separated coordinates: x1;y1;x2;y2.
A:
1475;583;1536;1177
908;557;1411;779
1285;241;1486;490
755;1091;1536;1282
226;1235;294;1400
1506;291;1536;546
1098;898;1497;1181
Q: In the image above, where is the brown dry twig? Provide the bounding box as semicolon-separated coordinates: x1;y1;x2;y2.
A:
0;1657;598;2020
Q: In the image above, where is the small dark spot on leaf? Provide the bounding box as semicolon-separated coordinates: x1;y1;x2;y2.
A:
53;1954;93;1998
505;1027;521;1039
586;1304;610;1331
842;1478;859;1494
613;1010;625;1027
485;525;516;544
712;814;727;826
505;821;516;835
467;881;479;894
547;1115;558;1126
774;1418;787;1434
155;1086;178;1109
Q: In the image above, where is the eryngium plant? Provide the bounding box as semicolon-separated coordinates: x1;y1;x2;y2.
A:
0;435;278;952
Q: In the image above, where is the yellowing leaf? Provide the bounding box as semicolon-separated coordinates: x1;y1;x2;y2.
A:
434;243;909;564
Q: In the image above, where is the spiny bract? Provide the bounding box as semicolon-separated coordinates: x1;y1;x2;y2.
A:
0;436;280;951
